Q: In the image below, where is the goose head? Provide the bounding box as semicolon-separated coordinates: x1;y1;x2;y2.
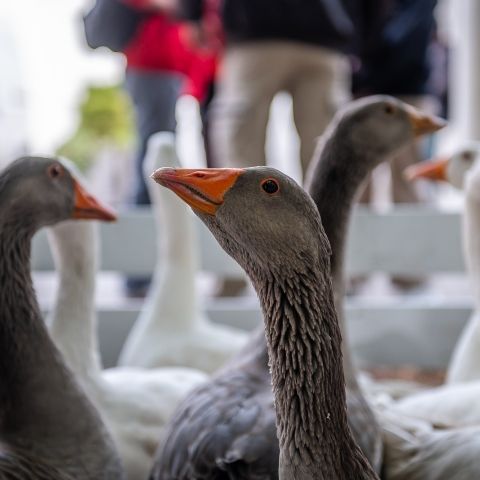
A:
305;96;446;195
0;156;116;230
405;143;480;190
151;166;329;273
48;157;117;268
326;95;445;160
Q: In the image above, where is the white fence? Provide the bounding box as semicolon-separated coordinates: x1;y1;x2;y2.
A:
33;206;470;369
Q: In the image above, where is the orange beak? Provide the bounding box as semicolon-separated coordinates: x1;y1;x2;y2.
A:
404;157;449;182
151;167;243;215
405;105;447;137
72;180;117;221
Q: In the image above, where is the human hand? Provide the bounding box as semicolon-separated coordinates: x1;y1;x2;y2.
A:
184;22;209;48
182;21;223;53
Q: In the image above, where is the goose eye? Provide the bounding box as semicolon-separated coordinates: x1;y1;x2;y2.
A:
384;104;395;115
261;178;279;194
462;152;473;162
48;164;63;179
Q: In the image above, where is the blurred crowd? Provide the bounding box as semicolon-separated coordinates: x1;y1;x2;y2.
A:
83;0;447;294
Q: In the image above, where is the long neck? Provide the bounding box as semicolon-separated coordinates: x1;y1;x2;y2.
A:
47;222;102;382
307;135;371;387
464;195;480;310
308;135;370;303
0;221;115;472
252;260;375;479
142;187;199;330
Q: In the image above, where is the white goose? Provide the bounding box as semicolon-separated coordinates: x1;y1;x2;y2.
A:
118;132;248;373
378;405;480;480
383;148;480;430
407;144;480;383
47;196;207;479
355;147;480;479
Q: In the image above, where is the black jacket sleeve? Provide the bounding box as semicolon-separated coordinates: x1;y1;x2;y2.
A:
178;0;204;21
83;0;144;52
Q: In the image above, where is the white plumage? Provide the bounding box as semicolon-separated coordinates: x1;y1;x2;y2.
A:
47;213;207;480
118;132;248;373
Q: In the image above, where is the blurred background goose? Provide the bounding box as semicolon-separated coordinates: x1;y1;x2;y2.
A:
305;95;446;469
407;144;480;383
0;156;124;479
406;143;480;190
119;132;248;373
381;150;480;428
307;102;480;479
378;407;480;480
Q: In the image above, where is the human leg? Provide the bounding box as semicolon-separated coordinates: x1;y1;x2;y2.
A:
123;70;182;296
125;70;182;205
209;43;288;167
289;44;350;176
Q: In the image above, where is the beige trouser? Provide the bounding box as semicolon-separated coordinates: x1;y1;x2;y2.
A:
209;41;350;174
360;95;440;204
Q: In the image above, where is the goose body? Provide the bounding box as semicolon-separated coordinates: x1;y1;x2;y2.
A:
0;157;124;479
387;380;480;427
407;145;480;384
152;166;378;479
47;217;208;480
380;155;480;431
152;325;277;479
147;97;445;479
119;133;248;373
378;408;480;480
347;140;480;478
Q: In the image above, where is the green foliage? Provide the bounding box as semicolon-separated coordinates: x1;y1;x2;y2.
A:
57;85;136;172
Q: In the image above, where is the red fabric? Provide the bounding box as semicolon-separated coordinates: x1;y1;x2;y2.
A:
123;9;219;101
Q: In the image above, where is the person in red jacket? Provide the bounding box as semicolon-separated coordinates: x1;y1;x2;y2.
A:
85;0;218;295
122;0;217;202
124;0;218;295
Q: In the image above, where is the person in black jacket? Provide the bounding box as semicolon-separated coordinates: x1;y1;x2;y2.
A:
352;0;446;217
352;0;444;290
179;0;357;176
353;0;442;206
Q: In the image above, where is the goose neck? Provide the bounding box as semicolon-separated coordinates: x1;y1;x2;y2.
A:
307;136;373;390
49;263;102;379
307;137;371;289
0;191;122;477
155;188;198;272
47;225;103;379
148;196;198;330
0;224;39;409
0;224;100;446
253;260;375;479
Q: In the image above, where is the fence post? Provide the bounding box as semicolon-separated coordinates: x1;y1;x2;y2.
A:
450;0;480;142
